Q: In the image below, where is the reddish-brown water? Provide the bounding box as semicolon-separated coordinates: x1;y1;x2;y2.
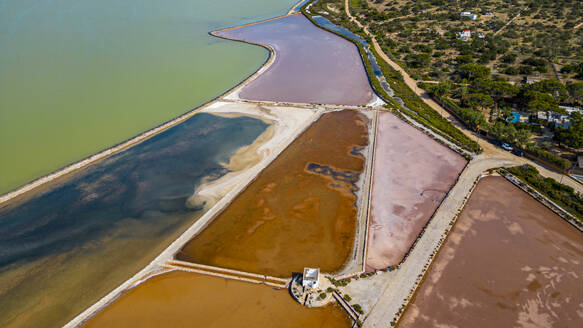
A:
399;176;583;327
366;112;466;269
177;110;369;277
84;271;350;327
217;14;375;106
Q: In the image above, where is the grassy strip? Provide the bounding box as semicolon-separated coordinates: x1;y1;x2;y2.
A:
504;165;583;222
301;1;481;153
525;145;572;171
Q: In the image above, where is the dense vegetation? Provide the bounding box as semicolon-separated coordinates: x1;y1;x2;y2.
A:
346;0;583;84
302;0;481;153
506;165;583;221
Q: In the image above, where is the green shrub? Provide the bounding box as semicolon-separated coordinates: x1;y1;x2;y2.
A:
353;304;365;314
525;145;572;170
507;165;583;221
343;294;352;302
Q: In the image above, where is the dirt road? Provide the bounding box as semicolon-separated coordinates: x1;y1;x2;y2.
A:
343;0;582;194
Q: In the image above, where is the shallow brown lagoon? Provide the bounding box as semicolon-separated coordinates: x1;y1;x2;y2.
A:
217;14;375;106
177;110;369;277
84;271;350;328
366;112;466;270
399;176;583;327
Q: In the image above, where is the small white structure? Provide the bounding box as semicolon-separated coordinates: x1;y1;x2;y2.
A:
461;11;477;20
458;30;471;41
302;267;320;288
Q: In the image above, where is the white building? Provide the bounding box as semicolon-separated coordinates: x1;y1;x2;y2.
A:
461;11;477;20
458;30;471;41
302;268;320;288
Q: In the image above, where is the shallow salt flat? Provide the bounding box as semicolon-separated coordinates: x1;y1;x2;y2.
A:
366;112;466;270
217;14;375;106
399;176;583;327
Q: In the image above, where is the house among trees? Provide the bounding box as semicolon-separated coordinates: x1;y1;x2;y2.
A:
457;30;471;41
460;11;478;20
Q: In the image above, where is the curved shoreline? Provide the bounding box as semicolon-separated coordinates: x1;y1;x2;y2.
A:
0;13;303;208
63;102;322;327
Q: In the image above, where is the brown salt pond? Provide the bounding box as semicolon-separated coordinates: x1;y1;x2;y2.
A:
177;110;369;277
84;270;350;328
366;112;466;270
216;14;375;106
399;176;583;327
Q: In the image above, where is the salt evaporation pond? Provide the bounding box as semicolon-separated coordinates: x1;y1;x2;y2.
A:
399;177;583;327
0;114;268;328
84;271;350;327
217;14;375;105
178;110;370;277
366;112;466;270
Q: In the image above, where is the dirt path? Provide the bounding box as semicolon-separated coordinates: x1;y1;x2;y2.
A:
494;12;521;36
343;0;582;194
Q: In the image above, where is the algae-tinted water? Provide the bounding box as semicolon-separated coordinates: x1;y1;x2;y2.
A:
0;0;296;194
0;113;267;328
178;110;369;277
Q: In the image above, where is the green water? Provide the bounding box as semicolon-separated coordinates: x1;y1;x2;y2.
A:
0;0;296;194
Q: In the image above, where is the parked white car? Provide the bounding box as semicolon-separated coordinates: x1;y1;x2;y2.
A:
502;143;513;151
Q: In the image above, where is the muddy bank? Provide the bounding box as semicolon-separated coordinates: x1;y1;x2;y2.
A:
399;176;583;327
84;270;350;327
177;110;370;277
366;112;466;270
217;14;374;106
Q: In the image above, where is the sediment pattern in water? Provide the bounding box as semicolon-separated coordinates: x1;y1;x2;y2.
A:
366;112;466;270
84;271;350;327
0;0;297;194
0;114;267;328
399;177;583;327
217;14;375;106
177;110;369;277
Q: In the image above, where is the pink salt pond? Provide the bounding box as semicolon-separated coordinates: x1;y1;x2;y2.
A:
366;112;466;270
215;14;375;106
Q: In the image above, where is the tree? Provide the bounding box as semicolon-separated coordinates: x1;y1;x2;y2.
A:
429;81;453;96
405;53;431;68
567;82;583;104
462;93;494;111
518;89;560;113
554;112;583;149
516;128;532;148
457;64;491;81
528;79;568;102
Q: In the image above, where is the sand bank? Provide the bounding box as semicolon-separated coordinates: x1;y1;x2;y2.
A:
64;102;320;327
